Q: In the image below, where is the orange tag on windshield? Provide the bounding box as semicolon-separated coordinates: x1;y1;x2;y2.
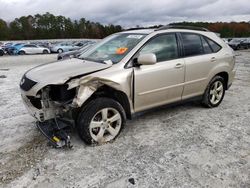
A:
116;47;128;55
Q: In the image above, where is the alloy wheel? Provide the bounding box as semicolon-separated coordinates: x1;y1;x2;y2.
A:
89;108;122;143
209;81;224;105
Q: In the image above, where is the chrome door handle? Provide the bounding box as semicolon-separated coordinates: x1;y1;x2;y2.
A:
211;57;216;62
175;63;184;68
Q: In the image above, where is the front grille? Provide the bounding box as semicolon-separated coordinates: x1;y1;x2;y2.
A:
20;75;37;91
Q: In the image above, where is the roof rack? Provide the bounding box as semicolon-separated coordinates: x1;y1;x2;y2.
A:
155;25;210;32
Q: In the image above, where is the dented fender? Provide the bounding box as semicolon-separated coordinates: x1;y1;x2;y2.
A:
67;68;134;109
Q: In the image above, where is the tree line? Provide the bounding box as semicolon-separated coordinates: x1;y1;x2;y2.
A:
0;12;122;40
169;21;250;38
0;12;250;40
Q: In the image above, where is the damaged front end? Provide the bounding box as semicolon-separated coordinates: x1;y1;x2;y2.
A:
20;64;133;148
21;84;77;148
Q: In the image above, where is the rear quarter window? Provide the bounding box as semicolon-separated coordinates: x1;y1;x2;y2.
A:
205;37;222;52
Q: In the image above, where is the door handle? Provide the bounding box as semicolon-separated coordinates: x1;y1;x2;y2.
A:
175;63;184;68
211;57;216;62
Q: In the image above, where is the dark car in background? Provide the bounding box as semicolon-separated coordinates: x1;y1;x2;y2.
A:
0;47;4;56
228;38;245;50
241;38;250;49
1;42;14;52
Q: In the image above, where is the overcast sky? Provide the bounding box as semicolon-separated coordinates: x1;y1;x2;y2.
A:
0;0;249;27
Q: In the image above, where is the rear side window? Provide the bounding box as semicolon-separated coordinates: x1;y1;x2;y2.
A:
206;37;221;52
139;34;178;62
181;33;203;56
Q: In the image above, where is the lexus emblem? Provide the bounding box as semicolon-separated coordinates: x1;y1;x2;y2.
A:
20;78;25;85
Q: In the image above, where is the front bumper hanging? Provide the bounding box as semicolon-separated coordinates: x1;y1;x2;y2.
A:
36;118;73;148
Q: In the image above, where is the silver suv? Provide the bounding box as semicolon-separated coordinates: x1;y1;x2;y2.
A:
20;26;236;147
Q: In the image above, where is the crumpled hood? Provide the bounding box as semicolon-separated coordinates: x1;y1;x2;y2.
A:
25;58;112;85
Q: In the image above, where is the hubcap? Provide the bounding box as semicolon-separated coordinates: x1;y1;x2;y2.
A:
89;108;122;143
209;81;224;105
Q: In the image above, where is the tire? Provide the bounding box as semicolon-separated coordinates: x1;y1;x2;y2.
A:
0;50;4;56
202;76;225;108
18;51;25;55
77;97;126;145
57;49;63;53
43;50;49;54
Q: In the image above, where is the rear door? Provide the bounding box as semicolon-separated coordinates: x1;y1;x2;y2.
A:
133;33;185;112
180;32;222;99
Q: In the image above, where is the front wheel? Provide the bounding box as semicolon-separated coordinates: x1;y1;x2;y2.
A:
18;51;25;55
202;76;225;108
57;49;63;53
77;97;126;145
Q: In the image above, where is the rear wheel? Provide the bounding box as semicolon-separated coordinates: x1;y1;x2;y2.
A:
202;76;225;108
0;50;4;56
77;97;126;145
43;50;49;54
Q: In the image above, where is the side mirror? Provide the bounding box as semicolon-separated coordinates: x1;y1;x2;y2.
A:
137;53;157;65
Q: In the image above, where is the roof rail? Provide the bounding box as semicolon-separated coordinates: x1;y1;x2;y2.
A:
125;26;158;31
155;25;210;32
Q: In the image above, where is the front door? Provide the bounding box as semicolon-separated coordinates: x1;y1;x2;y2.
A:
133;33;185;112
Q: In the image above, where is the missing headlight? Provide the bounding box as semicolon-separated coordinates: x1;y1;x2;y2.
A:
49;85;76;102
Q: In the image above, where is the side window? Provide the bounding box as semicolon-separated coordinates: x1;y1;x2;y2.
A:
181;33;204;57
139;34;178;62
206;37;222;52
201;36;213;54
24;45;32;48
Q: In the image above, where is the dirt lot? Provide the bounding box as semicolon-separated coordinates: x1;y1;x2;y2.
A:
0;52;249;188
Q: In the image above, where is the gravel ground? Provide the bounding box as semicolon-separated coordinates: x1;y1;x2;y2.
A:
0;52;249;188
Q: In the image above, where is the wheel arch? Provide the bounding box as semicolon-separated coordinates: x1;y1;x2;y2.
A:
80;85;132;120
215;71;229;90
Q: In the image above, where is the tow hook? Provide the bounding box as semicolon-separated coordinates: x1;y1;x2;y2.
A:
36;118;73;149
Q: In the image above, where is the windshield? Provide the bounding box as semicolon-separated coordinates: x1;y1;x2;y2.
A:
79;33;146;64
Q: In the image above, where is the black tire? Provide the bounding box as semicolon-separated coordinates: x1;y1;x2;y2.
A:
57;49;63;53
43;50;49;54
18;51;25;55
202;76;225;108
77;97;126;145
0;50;4;56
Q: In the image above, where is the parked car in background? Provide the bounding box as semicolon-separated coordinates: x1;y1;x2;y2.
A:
1;42;14;52
50;42;76;53
57;42;96;60
240;38;250;49
7;43;26;55
30;42;52;49
18;44;50;55
0;47;4;56
20;26;236;147
228;38;245;50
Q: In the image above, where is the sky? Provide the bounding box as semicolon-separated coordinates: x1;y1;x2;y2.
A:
0;0;249;28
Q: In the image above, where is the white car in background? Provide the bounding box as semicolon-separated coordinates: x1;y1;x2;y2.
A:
18;44;50;55
50;42;75;53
